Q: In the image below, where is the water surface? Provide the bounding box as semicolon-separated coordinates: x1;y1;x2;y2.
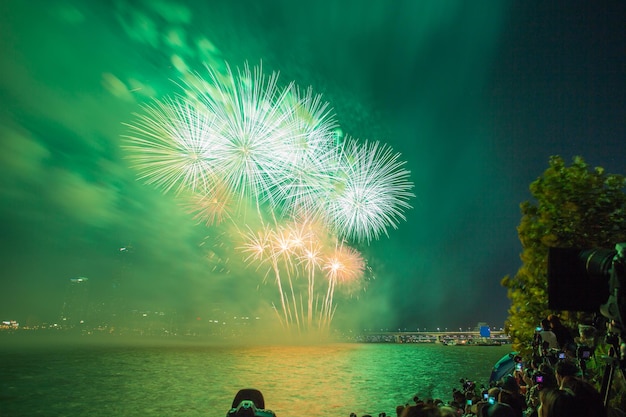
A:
0;340;511;416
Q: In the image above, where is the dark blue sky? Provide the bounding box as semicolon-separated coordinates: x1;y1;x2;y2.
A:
0;0;624;332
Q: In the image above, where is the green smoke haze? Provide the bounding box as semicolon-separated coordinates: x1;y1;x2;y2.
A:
0;0;624;334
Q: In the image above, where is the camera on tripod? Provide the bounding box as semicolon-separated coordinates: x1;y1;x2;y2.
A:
226;389;276;417
548;243;626;406
547;243;625;336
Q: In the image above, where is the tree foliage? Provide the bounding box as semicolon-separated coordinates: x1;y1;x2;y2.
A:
502;155;626;354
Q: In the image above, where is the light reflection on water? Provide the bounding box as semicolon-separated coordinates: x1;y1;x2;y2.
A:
0;342;511;416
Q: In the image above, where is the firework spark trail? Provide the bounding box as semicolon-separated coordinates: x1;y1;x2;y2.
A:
271;224;302;331
240;222;311;331
282;218;324;331
299;235;323;328
290;215;327;328
240;226;289;327
321;242;365;331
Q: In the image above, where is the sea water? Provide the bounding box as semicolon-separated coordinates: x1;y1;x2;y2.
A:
0;338;510;417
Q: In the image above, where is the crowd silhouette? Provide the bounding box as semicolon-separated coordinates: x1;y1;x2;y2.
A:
346;315;625;417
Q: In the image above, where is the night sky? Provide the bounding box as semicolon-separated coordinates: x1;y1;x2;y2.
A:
0;0;624;332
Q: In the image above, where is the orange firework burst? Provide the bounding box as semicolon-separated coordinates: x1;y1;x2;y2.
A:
180;180;234;226
323;243;365;284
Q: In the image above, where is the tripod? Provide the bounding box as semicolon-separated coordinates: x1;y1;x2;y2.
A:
599;334;626;407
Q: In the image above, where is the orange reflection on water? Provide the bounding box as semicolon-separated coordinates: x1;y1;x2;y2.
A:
227;344;362;416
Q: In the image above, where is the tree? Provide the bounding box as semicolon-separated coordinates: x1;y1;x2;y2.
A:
502;155;626;354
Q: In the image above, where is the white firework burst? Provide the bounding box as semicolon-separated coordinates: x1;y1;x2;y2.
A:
324;138;414;243
123;98;219;194
274;85;343;219
187;62;297;209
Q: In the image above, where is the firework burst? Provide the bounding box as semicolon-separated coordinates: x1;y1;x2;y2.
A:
238;218;366;332
124;61;415;335
274;86;342;217
123;98;219;194
323;243;366;284
187;63;297;209
324;138;414;243
179;180;234;226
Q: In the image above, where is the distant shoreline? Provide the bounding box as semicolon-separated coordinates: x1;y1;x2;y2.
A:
0;330;352;348
0;331;250;348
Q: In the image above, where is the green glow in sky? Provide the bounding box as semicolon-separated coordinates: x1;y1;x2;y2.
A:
1;0;624;332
